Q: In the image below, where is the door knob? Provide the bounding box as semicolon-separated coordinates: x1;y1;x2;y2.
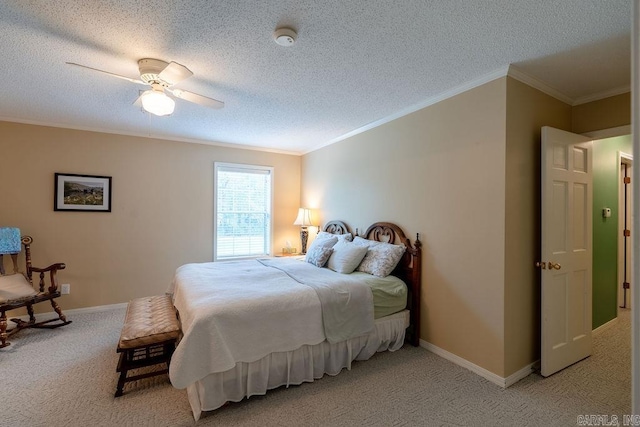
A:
548;262;561;270
535;261;546;269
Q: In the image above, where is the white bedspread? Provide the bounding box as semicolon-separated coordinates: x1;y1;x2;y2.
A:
168;258;374;389
258;258;374;343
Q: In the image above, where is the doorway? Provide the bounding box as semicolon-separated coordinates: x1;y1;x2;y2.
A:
585;132;633;330
543;130;633;376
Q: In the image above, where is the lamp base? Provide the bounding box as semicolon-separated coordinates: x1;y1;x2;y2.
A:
300;227;309;254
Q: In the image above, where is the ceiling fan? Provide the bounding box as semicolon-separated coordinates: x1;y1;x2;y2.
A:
67;58;224;116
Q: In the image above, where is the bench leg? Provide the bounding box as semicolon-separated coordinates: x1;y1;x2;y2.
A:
115;351;127;397
115;370;127;397
0;311;9;348
114;342;176;397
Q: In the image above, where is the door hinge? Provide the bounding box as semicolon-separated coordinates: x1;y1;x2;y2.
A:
623;282;630;289
624;229;631;237
624;176;631;184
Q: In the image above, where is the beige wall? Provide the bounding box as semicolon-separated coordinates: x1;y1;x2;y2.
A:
302;78;509;375
572;92;630;134
1;121;301;311
302;77;628;379
504;77;572;376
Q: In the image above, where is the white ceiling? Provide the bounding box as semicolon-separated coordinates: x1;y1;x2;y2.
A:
0;1;631;155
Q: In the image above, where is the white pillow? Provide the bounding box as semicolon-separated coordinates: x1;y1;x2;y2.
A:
352;236;406;277
305;246;334;267
316;231;353;242
305;236;338;263
326;240;368;274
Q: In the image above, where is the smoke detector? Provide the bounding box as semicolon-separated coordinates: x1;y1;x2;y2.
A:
274;28;297;46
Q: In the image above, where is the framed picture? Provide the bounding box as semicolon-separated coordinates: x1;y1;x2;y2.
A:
54;173;112;212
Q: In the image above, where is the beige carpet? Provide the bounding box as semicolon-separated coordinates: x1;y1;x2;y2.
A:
0;307;630;426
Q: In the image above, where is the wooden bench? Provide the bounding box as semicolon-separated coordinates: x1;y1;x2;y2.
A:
115;294;180;397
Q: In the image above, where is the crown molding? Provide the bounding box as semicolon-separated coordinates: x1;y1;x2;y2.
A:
507;65;630;107
303;66;511;155
506;65;574;105
306;65;631;155
572;85;631;106
0;117;302;156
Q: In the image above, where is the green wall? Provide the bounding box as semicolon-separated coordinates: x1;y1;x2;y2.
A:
592;135;632;329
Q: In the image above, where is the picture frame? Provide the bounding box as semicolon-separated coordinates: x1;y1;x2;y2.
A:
54;173;112;212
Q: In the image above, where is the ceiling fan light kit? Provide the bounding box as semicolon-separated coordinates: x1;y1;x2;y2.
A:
274;28;297;46
141;88;175;116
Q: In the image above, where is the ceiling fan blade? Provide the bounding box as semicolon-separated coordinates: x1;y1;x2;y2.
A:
132;92;143;108
66;62;147;85
158;61;193;86
168;88;224;109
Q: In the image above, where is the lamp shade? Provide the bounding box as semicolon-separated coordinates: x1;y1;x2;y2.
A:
0;227;21;254
293;208;312;226
141;89;175;116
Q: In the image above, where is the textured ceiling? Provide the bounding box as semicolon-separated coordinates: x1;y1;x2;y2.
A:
0;1;631;154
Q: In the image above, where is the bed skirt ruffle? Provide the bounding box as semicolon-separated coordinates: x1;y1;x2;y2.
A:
185;310;409;420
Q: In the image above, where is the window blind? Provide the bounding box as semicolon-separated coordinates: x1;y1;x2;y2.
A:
215;163;272;260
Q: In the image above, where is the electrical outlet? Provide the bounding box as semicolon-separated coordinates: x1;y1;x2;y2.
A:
61;283;71;295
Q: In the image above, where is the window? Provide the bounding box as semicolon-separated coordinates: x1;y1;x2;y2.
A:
214;163;273;260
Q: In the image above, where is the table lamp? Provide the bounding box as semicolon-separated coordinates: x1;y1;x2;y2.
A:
293;208;313;254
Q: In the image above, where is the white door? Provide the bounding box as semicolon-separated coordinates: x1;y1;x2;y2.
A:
540;126;593;377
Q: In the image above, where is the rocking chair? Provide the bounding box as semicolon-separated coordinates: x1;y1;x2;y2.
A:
0;233;71;348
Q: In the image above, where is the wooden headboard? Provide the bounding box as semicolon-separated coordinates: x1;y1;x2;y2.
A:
323;220;422;347
360;222;422;347
323;220;352;236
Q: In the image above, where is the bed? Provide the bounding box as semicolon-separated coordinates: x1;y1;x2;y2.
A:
168;221;421;420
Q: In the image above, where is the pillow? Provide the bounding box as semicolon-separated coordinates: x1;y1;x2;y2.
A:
326;240;368;274
305;246;334;267
305;236;338;262
352;236;406;277
352;236;375;248
316;231;353;242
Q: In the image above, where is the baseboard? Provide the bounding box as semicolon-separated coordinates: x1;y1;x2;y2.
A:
505;360;538;387
8;302;127;323
420;339;536;388
418;315;620;387
593;316;618;335
67;302;128;315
